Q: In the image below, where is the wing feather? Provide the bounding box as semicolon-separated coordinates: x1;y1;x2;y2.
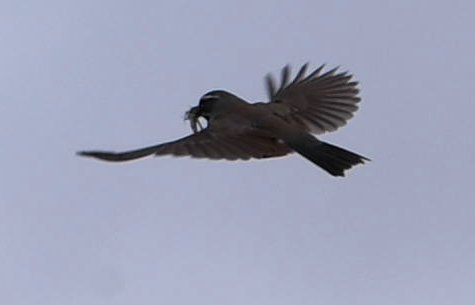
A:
78;118;292;162
264;64;361;134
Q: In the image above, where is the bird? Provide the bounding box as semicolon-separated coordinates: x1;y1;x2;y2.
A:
78;63;369;176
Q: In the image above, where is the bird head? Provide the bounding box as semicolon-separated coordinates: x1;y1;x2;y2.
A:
185;90;241;133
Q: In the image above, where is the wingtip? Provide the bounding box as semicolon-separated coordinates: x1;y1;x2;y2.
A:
76;150;98;158
265;73;276;98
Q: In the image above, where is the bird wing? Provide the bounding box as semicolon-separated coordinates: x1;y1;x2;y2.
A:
153;126;291;160
78;117;291;162
264;63;361;134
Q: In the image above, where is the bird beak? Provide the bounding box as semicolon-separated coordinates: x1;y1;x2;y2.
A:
185;106;203;133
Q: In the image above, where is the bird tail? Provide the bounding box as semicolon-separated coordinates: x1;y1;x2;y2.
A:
77;144;162;162
282;132;369;176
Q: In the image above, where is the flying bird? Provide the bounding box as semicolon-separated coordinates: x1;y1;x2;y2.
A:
78;63;369;176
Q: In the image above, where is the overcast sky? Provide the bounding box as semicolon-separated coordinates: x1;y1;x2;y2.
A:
1;1;474;305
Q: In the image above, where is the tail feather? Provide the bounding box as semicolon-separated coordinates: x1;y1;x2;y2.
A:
283;133;369;176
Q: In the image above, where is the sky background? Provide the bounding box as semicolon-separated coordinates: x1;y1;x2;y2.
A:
1;1;474;305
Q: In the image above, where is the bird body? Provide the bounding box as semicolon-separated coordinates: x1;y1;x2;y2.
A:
78;64;369;176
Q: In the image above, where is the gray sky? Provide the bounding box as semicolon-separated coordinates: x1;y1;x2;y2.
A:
1;1;474;305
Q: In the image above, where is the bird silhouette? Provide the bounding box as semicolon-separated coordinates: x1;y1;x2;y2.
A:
78;63;369;176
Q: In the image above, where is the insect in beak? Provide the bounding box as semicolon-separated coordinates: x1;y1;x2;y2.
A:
185;106;204;133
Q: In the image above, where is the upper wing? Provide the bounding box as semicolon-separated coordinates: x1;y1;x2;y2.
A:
264;63;361;134
77;117;291;162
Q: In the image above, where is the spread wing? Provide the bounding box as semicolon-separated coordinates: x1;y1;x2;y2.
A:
77;117;292;162
264;63;361;134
